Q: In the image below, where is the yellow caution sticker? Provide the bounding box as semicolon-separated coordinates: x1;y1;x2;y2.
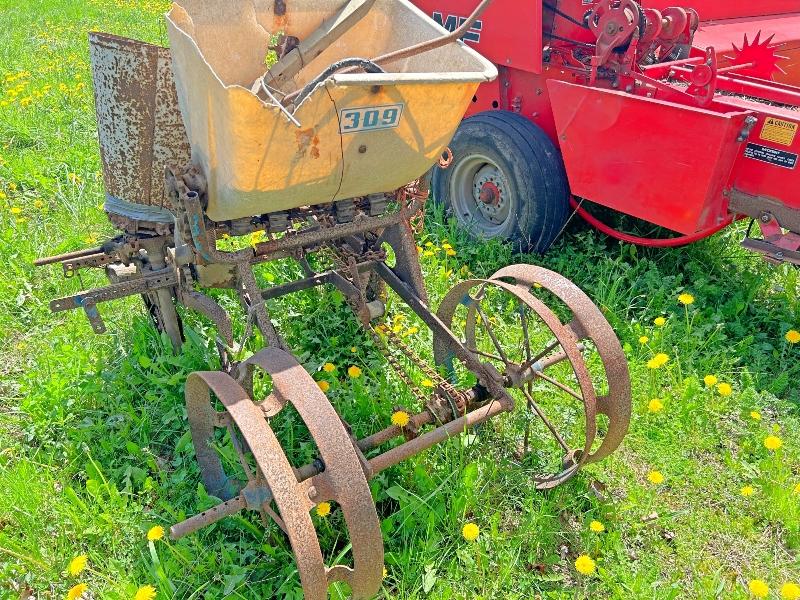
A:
760;117;798;147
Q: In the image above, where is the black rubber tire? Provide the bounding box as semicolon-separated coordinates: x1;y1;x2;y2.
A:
432;110;569;253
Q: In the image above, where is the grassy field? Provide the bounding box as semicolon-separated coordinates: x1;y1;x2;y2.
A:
2;1;800;598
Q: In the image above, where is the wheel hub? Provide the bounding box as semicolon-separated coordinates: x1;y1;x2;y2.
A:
479;181;501;207
472;164;509;225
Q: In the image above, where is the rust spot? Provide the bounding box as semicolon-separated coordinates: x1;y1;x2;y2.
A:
294;128;315;157
274;14;289;29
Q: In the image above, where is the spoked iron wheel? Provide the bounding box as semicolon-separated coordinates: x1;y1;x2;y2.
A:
177;348;383;600
434;265;630;488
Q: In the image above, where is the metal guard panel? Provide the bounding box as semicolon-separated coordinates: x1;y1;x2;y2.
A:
548;79;747;235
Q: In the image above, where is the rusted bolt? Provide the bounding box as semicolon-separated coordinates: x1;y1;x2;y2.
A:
358;145;367;154
307;486;318;499
760;212;772;223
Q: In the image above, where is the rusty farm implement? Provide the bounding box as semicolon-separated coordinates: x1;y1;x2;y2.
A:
35;1;631;597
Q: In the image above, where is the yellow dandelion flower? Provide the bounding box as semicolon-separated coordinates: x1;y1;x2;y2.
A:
741;485;755;497
716;383;733;397
322;362;335;373
422;250;434;257
391;411;410;428
67;554;87;576
462;522;479;542
421;379;435;388
793;483;800;495
748;579;769;598
646;353;669;369
383;567;388;579
416;246;423;253
764;435;783;451
317;380;330;393
648;399;664;413
0;191;6;199
654;316;666;327
781;582;800;600
404;327;419;336
347;365;362;378
67;172;81;184
316;502;331;517
8;182;16;190
249;231;265;247
350;346;357;353
442;243;453;250
445;248;456;257
647;470;664;485
786;330;800;344
34;199;45;209
10;206;22;215
703;375;718;387
589;520;605;533
750;411;761;421
574;554;596;576
134;585;157;600
425;241;433;247
146;525;164;541
678;293;695;305
638;336;649;344
67;583;88;600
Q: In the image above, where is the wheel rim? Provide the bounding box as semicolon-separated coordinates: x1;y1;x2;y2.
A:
434;266;631;489
449;153;513;237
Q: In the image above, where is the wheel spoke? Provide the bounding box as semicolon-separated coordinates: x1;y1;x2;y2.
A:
228;423;255;481
523;381;533;455
475;302;509;365
519;304;533;363
533;371;584;402
260;503;288;535
522;387;570;452
466;346;505;362
518;339;561;374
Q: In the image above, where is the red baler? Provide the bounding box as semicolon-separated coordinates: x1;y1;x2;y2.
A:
415;0;800;264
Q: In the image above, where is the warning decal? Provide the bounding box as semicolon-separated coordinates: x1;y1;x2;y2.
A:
744;143;798;170
760;117;798;147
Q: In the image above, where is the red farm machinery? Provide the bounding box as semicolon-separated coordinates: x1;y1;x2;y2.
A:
416;0;800;263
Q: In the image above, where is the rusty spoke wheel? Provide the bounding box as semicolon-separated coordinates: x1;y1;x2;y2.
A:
177;348;383;599
435;265;630;489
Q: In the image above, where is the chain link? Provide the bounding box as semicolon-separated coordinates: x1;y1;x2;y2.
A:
368;322;469;419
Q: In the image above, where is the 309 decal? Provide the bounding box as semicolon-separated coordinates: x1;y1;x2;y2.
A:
339;103;404;134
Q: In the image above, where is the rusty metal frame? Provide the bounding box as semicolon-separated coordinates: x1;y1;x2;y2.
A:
37;174;632;596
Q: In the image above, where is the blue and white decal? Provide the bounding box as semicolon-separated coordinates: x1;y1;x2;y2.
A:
432;12;482;43
339;103;404;134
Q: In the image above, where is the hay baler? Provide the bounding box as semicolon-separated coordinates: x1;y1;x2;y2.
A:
415;0;800;264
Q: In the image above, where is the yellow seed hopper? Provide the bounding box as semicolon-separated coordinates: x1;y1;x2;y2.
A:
166;0;497;222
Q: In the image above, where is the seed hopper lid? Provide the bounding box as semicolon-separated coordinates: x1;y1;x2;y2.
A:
166;0;497;222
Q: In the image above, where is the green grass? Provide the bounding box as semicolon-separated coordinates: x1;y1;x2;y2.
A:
2;1;800;598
